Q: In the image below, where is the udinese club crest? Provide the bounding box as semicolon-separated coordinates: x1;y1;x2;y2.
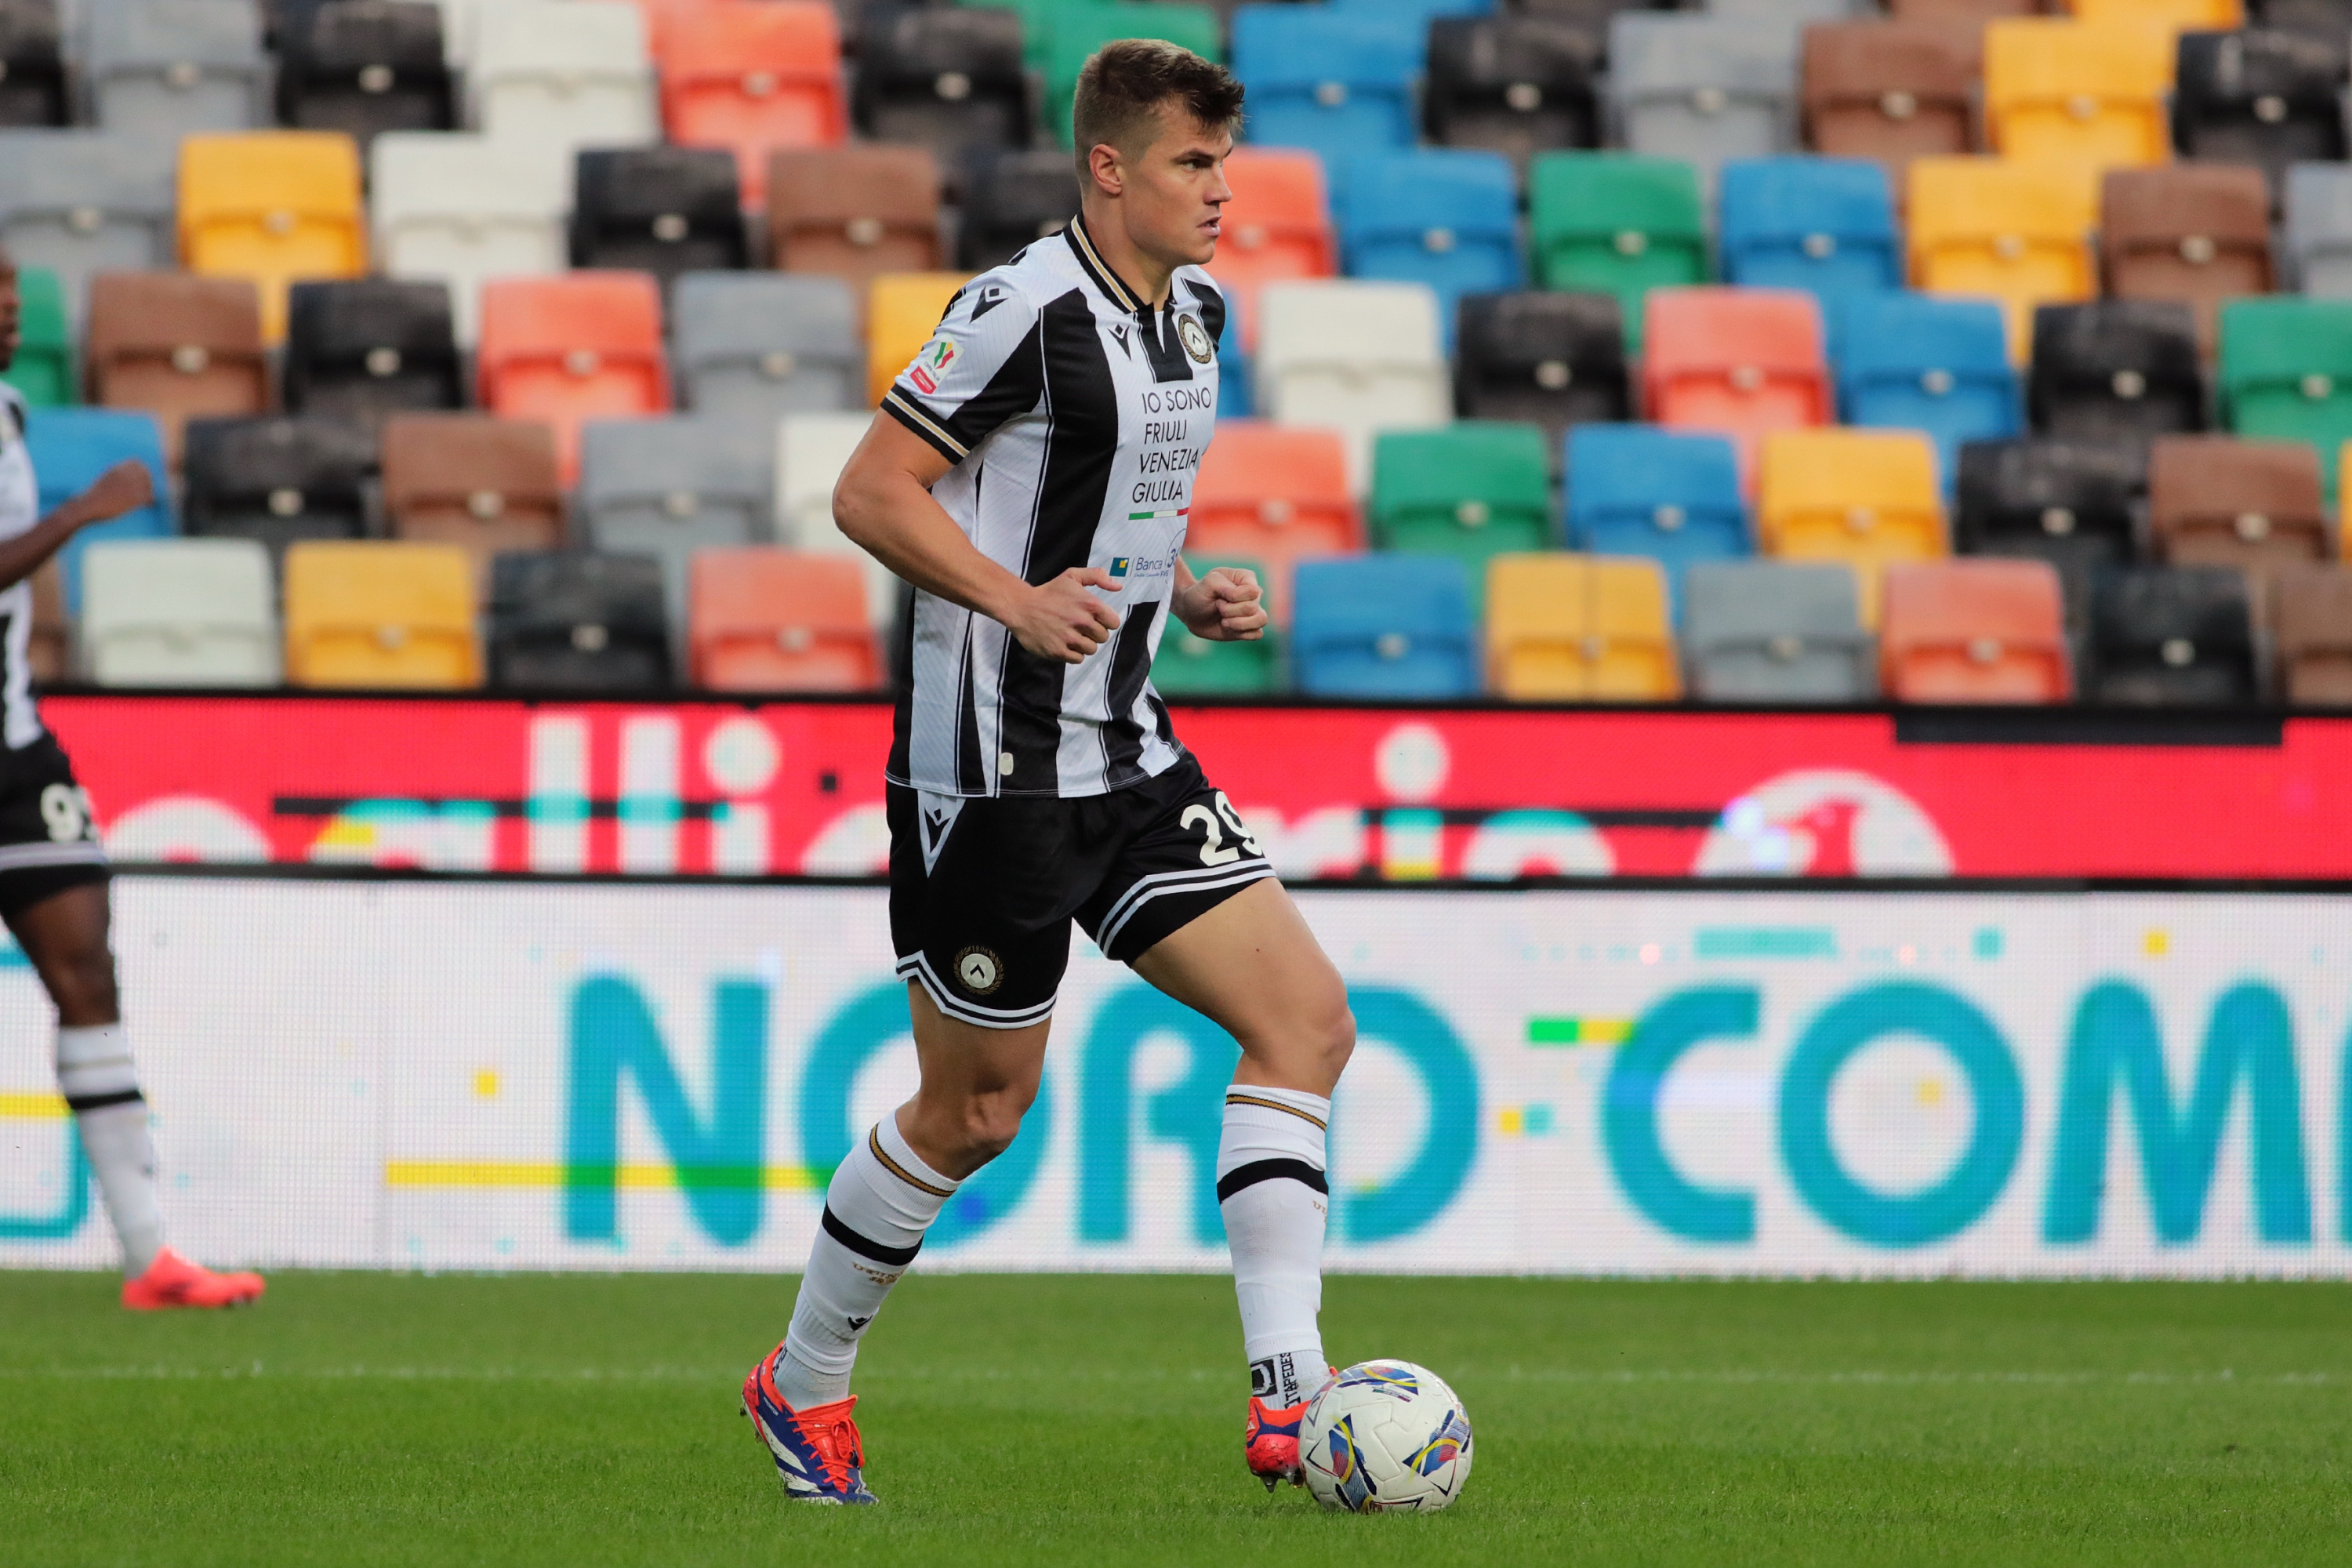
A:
953;946;1004;996
1177;314;1214;364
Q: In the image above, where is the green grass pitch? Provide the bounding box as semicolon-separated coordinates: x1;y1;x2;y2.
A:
3;1271;2350;1566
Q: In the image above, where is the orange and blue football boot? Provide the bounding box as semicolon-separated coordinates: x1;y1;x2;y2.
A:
1245;1392;1310;1490
120;1248;265;1311
741;1345;877;1504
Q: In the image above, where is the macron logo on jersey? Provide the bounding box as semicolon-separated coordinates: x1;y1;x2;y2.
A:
910;337;958;395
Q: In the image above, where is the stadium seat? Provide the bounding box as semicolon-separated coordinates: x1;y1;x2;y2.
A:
1202;148;1334;352
1218;289;1252;418
81;536;278;686
2088;564;2257;706
1185;422;1359;619
477;271;669;484
382;412;564;593
2027;301;2205;445
1716;157;1900;310
956;147;1080;271
83;0;267;140
1290;554;1477;699
1370;423;1553;611
470;0;657;177
1485;553;1679;701
1642;287;1831;480
284;539;481;688
1606;14;1801;192
2172;27;2345;194
1907;155;2099;360
2286;163;2352;298
2147;434;2329;584
2074;0;2242;25
1044;5;1220;149
0;131;176;327
488;549;672;690
866;271;972;406
1528;153;1708;351
370;132;568;348
851;3;1029;169
689;547;880;691
661;0;846;202
774;408;900;624
2256;0;2352;38
1336;150;1522;350
570;146;747;290
2218;296;2352;500
2100;165;2273;358
1757;427;1947;626
1836;292;2019;487
1800;22;1979;188
2271;564;2352;704
1231;5;1419;165
1152;554;1283;695
275;0;456;147
768;146;944;305
1682;558;1876;702
1564;425;1749;616
1879;557;2071;703
0;0;66;127
1255;280;1450;491
1886;0;2036;17
579;415;775;639
24;407;173;613
673;272;859;422
183;412;373;564
1955;435;2143;644
283;278;461;428
84;272;267;461
1;264;71;406
177;131;366;343
1983;19;2172;176
1422;13;1602;171
1454;292;1628;444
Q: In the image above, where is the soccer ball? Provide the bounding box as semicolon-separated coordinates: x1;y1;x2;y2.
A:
1298;1359;1473;1513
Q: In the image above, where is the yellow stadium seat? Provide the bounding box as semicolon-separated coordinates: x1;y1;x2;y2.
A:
179;132;367;343
1758;430;1948;628
1485;554;1680;701
866;271;974;405
2065;0;2240;34
285;542;481;688
1907;156;2098;361
1984;20;2174;177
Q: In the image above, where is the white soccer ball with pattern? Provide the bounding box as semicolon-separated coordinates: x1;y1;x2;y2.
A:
1298;1359;1473;1513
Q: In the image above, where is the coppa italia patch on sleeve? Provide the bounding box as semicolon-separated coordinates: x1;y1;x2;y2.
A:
909;338;958;394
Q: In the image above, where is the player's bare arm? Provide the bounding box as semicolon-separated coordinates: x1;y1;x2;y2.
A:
1172;558;1268;642
0;459;152;594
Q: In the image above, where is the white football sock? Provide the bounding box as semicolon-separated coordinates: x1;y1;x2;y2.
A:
774;1111;959;1410
56;1024;163;1278
1217;1084;1330;1407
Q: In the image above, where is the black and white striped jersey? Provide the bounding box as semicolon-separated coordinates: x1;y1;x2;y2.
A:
880;212;1225;800
0;388;47;751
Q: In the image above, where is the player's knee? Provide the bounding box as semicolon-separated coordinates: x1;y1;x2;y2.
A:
956;1091;1031;1167
1310;991;1356;1084
48;946;118;1022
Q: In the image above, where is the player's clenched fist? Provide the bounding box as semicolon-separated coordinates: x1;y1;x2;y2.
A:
1009;566;1123;664
1175;565;1266;642
67;460;154;528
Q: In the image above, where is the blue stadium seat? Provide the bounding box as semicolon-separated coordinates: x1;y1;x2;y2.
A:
1218;289;1250;418
1231;7;1419;164
1338;148;1523;350
24;407;174;615
1330;0;1493;30
1717;157;1900;311
1835;292;2020;490
1564;425;1749;621
1290;554;1478;698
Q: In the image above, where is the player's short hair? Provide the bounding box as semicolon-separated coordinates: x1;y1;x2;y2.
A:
1071;38;1243;180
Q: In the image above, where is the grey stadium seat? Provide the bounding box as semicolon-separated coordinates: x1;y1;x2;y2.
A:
1606;14;1800;194
82;0;268;140
1703;0;1872;26
2284;162;2352;298
671;272;862;423
0;129;177;326
1683;560;1877;702
578;415;775;650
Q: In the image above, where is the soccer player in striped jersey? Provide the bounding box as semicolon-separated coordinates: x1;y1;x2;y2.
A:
739;42;1351;1502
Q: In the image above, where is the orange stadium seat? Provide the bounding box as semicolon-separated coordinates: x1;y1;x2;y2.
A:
1984;20;2174;177
768;145;944;309
1203;149;1335;352
1485;553;1680;701
1907;155;2098;360
690;548;880;691
177;131;366;343
1185;422;1361;620
477;273;669;485
1881;558;2071;703
382;413;567;597
84;272;267;466
1642;287;1831;484
661;0;846;204
283;540;482;688
866;270;972;404
2067;0;2241;33
1759;427;1949;627
623;0;728;57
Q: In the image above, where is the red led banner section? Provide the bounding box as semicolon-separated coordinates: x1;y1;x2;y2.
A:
41;695;2341;882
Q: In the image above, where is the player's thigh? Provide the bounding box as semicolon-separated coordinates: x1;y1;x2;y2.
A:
1127;878;1353;1095
900;981;1052;1174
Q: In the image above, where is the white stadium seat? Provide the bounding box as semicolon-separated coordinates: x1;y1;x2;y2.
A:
776;410;899;631
371;132;570;346
82;538;279;688
468;0;657;177
1254;280;1451;492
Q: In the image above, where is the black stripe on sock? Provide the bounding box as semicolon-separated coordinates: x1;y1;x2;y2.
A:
64;1088;144;1113
1216;1158;1329;1203
821;1205;922;1267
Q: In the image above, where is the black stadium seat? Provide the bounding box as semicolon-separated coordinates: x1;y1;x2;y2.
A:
183;415;376;562
1501;0;1668;36
1454;291;1628;443
2252;0;2352;42
853;5;1030;174
958;149;1081;272
488;551;673;691
284;278;463;426
0;0;66;127
1956;436;2146;647
275;0;456;147
2089;564;2259;707
2172;27;2347;193
1424;15;1602;169
2027;302;2205;445
569;146;748;289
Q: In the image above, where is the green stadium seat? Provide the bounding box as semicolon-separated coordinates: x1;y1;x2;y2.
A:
1044;3;1221;147
1370;422;1554;614
1528;152;1707;351
2219;297;2352;503
2;265;73;406
1151;556;1283;695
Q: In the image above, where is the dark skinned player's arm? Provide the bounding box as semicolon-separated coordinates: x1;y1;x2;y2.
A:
0;459;153;594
